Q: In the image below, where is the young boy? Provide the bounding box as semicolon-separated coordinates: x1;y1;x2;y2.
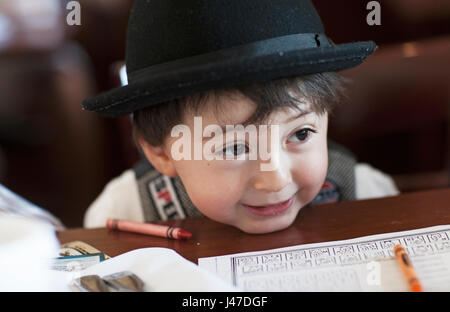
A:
82;0;399;233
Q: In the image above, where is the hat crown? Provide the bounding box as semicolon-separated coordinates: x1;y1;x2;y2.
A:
126;0;325;74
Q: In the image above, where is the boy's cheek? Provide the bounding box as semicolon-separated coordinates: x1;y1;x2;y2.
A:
176;169;243;218
292;150;328;191
187;189;239;223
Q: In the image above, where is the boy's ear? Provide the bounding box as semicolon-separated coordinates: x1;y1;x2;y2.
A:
138;138;177;177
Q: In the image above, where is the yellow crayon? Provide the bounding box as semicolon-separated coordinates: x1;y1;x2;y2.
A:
393;244;423;292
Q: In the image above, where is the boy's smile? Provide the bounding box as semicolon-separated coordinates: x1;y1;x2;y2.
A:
241;195;296;217
141;91;328;234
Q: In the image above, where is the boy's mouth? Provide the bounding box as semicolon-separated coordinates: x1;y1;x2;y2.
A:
242;195;295;217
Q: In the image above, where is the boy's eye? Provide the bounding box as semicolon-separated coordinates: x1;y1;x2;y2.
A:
222;143;248;157
287;128;316;143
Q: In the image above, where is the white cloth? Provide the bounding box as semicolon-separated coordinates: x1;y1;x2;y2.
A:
84;163;399;228
0;214;69;291
355;163;399;200
67;247;239;292
84;170;145;228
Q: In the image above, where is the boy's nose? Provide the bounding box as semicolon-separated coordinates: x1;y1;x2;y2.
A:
252;165;293;193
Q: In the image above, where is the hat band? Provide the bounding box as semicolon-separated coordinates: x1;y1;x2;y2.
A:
128;33;331;83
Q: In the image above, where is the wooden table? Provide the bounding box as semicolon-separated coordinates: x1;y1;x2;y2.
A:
57;188;450;264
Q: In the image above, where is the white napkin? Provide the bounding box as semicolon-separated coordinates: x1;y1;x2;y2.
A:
0;214;68;291
70;247;240;292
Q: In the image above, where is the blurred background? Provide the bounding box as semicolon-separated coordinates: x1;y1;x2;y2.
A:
0;0;448;228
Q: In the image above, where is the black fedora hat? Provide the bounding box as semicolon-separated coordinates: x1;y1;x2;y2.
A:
82;0;376;117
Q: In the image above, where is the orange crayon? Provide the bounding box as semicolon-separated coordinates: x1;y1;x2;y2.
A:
393;244;423;292
107;218;192;240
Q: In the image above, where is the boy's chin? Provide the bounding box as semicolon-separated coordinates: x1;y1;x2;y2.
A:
234;217;296;234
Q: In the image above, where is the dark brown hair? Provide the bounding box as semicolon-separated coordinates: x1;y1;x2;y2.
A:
133;72;348;147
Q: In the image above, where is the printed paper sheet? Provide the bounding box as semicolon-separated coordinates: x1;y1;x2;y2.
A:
198;224;450;291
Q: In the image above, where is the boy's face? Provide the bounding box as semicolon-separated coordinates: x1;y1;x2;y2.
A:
151;92;328;234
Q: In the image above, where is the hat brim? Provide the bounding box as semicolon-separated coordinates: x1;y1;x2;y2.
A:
83;40;376;117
